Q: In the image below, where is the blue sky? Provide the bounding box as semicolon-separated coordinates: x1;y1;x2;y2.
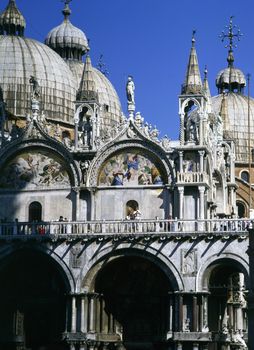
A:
8;0;254;139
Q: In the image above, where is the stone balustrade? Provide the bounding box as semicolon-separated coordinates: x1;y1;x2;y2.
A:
177;172;209;184
0;218;250;239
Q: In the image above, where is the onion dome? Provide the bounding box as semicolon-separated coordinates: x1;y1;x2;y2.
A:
181;32;203;95
0;36;77;124
45;1;89;62
0;0;26;36
77;55;122;130
216;67;246;94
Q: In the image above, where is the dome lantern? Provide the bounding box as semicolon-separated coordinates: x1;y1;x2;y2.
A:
45;0;89;62
216;17;245;94
0;0;26;36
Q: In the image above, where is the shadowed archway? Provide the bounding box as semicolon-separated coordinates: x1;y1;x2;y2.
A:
0;249;70;350
95;255;174;350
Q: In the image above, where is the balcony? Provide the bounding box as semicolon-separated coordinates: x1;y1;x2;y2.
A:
177;172;209;185
0;218;250;242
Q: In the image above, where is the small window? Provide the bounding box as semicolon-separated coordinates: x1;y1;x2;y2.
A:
241;171;249;183
126;200;139;219
236;202;246;219
29;201;42;222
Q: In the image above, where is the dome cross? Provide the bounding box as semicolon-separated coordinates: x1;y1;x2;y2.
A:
220;16;243;66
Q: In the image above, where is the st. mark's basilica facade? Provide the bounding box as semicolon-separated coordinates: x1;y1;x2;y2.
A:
0;1;254;350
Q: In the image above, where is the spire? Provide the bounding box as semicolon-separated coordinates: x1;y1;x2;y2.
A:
182;30;203;94
0;0;26;36
203;66;211;97
220;16;243;68
77;55;98;102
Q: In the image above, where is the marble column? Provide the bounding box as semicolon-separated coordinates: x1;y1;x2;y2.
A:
169;293;173;333
180;113;185;145
176;342;182;350
178;187;184;220
198;151;205;173
198;186;205;220
192;295;198;332
81;294;88;333
89;294;96;333
71;295;77;333
193;343;199;350
179;151;184;173
179;294;183;331
202;294;209;331
101;297;108;334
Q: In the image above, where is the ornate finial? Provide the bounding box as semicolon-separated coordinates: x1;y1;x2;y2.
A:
61;0;72;20
192;30;196;47
97;54;109;76
219;16;243;67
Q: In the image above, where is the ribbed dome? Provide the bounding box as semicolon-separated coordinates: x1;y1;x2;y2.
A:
212;93;254;162
45;2;89;61
0;0;26;36
0;35;77;124
77;55;122;130
45;21;89;56
216;67;246;93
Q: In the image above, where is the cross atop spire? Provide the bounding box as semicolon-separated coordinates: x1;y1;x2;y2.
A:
192;29;196;47
220;16;243;67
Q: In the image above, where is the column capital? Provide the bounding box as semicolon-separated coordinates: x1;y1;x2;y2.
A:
178;186;184;193
198;150;205;157
198;185;205;192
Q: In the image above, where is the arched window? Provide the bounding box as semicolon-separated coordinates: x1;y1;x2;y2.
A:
126;200;139;219
29;201;42;222
236;202;246;219
241;171;249;183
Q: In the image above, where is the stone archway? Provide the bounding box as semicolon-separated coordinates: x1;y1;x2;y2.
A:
0;249;70;350
94;255;175;350
203;259;248;349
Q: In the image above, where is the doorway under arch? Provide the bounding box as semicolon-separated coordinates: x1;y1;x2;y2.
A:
0;249;70;350
95;255;174;350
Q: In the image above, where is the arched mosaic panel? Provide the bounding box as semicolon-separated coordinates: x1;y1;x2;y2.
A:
0;150;70;190
98;149;165;186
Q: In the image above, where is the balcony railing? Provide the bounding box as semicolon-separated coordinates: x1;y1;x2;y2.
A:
0;218;250;239
177;172;209;184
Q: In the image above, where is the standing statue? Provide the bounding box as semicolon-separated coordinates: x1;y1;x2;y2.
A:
29;76;40;100
126;76;135;104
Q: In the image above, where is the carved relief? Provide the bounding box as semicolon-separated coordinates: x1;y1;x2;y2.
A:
0;150;70;189
70;246;82;268
181;249;197;276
